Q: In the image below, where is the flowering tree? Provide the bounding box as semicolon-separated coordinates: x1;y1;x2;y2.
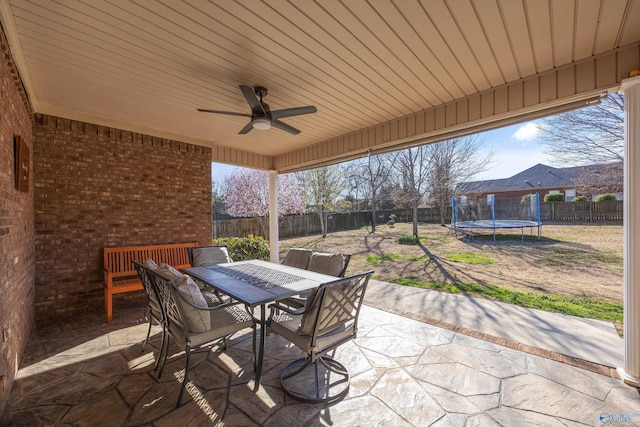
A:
224;169;306;236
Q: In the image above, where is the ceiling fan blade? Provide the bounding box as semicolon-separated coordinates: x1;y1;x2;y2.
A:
197;108;251;117
270;106;317;119
238;121;254;134
239;85;265;116
271;119;301;135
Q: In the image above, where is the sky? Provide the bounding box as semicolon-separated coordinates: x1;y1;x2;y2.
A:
211;120;555;184
472;121;553;180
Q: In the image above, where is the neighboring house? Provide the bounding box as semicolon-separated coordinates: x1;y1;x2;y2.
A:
457;163;623;202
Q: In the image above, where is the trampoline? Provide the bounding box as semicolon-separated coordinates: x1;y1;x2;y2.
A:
452;193;542;241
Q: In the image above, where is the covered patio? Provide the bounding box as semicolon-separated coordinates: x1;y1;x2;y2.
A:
1;0;640;422
3;286;638;426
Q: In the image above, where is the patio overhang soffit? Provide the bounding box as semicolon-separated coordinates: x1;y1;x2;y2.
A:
0;0;639;173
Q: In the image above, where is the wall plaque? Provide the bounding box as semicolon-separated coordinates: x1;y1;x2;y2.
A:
14;135;29;192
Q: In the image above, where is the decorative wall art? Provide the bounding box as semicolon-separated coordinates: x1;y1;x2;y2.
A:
14;135;29;192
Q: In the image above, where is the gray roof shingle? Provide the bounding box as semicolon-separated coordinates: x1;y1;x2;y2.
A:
458;163;622;194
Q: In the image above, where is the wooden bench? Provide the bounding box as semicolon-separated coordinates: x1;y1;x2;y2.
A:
103;242;197;322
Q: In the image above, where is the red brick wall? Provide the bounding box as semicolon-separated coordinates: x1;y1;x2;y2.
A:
0;27;35;414
32;115;212;321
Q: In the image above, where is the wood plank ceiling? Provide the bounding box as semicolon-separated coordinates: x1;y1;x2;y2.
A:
1;0;639;171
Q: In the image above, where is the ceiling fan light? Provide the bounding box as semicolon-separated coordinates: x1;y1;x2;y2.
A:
252;118;271;130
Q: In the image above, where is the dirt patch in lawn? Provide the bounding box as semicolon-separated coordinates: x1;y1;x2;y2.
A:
278;222;623;303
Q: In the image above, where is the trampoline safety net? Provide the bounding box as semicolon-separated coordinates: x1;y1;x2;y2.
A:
451;193;542;240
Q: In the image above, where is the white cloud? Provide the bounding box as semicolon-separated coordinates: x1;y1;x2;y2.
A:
511;122;539;142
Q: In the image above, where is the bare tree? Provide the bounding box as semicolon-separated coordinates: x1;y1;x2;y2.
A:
392;146;433;237
427;135;494;224
343;162;371;211
538;93;624;165
296;165;344;237
347;152;397;233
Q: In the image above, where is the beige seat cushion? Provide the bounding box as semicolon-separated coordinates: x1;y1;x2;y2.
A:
298;287;320;335
270;313;354;354
143;258;159;270
190;305;253;347
156;264;210;332
307;252;344;277
192;246;231;266
283;248;313;269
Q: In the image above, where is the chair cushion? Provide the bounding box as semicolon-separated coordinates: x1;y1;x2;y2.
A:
298;287;320;335
307;252;345;277
271;313;355;354
190;305;253;347
192;246;231;266
156;264;210;333
283;248;313;269
201;290;222;307
143;258;159;270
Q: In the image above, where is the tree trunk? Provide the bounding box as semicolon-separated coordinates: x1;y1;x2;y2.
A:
412;205;418;237
371;208;376;233
258;216;268;238
319;210;327;237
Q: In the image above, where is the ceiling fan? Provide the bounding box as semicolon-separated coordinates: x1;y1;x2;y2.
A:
197;85;317;135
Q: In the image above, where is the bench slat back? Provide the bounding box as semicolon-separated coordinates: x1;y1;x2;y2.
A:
104;243;197;277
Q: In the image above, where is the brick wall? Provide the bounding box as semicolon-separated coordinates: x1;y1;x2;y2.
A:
0;26;35;414
32;115;212;321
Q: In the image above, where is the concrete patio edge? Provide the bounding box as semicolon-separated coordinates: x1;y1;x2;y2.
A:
363;279;622;380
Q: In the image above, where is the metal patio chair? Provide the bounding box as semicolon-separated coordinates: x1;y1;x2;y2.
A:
187;245;234;304
280;251;351;309
149;267;256;408
268;270;373;404
132;260;166;371
187;245;232;266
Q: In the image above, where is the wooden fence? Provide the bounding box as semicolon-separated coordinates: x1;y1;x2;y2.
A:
539;200;623;222
214;211;370;239
213;208;450;239
213;201;622;238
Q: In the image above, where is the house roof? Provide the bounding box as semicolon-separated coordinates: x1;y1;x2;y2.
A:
458;163;624;194
0;1;638;172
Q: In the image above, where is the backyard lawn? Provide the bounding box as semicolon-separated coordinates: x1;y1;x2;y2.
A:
278;222;624;329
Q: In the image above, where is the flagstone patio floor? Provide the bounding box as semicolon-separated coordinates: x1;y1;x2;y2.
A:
2;302;639;426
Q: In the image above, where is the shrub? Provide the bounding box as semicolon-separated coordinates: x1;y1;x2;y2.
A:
397;235;421;245
520;194;531;204
211;234;270;261
571;195;588;202
595;193;617;202
544;193;564;202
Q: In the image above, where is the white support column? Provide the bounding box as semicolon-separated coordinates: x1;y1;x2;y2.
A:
268;170;279;263
618;75;640;386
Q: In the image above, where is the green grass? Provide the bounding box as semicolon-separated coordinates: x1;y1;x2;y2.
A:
397;235;424;245
391;277;623;323
366;253;429;265
535;247;622;267
397;235;449;244
446;251;497;265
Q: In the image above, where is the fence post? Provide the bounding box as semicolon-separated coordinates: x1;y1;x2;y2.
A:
590;202;593;222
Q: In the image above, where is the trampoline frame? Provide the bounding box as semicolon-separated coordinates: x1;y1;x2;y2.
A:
451;193;542;241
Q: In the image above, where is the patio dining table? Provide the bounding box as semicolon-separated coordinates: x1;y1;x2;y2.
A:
183;259;337;389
